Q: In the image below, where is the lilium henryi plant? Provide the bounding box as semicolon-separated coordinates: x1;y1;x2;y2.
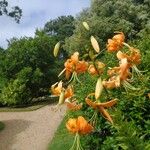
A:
85;93;117;124
66;116;93;150
51;28;145;149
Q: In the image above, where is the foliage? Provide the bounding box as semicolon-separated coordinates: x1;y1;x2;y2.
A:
64;0;150;54
1;33;60;98
43;15;75;41
0;32;65;106
50;25;150;149
0;15;76;106
0;77;31;106
0;121;5;131
0;0;22;23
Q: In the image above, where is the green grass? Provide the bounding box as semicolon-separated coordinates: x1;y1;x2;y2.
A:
0;98;57;112
48;115;74;150
0;121;5;131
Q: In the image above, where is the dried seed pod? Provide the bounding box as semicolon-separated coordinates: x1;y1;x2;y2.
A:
82;22;90;30
53;42;60;57
91;36;100;53
95;77;103;100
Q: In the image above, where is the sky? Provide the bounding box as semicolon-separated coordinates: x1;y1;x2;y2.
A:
0;0;90;48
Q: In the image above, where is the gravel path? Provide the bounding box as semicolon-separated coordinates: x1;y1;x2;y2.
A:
0;104;66;150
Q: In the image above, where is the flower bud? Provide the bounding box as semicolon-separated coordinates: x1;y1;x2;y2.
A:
95;77;103;100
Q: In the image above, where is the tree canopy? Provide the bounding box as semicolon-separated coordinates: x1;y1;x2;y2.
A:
43;15;75;41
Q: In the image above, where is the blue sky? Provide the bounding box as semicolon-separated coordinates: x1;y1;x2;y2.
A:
0;0;90;48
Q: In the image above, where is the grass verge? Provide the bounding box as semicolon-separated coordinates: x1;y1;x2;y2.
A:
48;115;74;150
0;98;57;112
0;121;5;131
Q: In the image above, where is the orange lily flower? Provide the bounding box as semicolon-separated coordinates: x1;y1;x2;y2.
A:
66;118;78;134
88;61;105;76
112;32;125;45
103;58;130;89
64;59;74;79
51;81;63;96
64;85;74;99
51;82;73;100
103;76;120;89
66;99;82;111
64;52;88;79
88;64;98;75
77;116;93;134
85;94;117;124
75;61;88;74
129;47;141;65
107;32;125;52
66;116;93;135
71;51;79;64
107;39;120;52
119;58;131;80
117;48;141;66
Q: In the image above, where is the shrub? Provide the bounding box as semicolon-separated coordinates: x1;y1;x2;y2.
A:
0;78;31;106
0;32;64;106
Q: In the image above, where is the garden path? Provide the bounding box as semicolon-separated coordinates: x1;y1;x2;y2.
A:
0;104;66;150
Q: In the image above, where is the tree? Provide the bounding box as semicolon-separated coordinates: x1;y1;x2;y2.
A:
1;33;62;100
0;0;22;23
43;15;75;41
64;0;150;54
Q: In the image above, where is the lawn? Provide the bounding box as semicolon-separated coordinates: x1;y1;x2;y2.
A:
0;121;5;131
48;115;74;150
0;97;58;112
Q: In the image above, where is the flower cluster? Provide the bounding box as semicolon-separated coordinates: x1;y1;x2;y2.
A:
51;23;142;149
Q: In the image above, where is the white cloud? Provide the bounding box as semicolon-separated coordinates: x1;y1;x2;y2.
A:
0;0;90;48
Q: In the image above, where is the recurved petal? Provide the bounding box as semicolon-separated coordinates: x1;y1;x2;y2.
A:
76;61;88;73
113;32;125;44
65;70;72;80
80;123;93;135
102;80;117;89
51;81;62;95
66;102;82;111
71;52;79;64
116;51;128;60
77;116;93;134
97;99;117;108
66;118;78;134
88;64;98;75
99;107;113;124
107;39;119;52
85;98;98;109
65;85;74;99
119;58;130;80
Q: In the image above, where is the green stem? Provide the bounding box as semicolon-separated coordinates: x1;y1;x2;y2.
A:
123;42;131;49
103;86;111;99
69;133;78;150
